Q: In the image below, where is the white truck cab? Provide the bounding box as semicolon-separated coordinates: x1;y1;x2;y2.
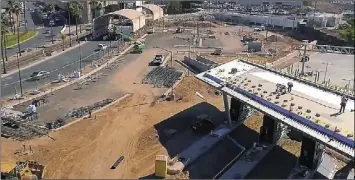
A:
98;44;107;51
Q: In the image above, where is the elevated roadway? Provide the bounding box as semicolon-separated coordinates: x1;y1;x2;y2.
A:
196;60;354;158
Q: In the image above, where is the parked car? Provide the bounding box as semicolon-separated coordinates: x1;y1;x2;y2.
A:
150;55;164;66
29;71;50;80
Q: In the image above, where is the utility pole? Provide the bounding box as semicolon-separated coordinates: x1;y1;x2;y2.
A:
67;3;72;47
170;51;173;67
50;20;55;44
323;62;329;83
79;38;82;75
16;53;23;97
301;41;307;75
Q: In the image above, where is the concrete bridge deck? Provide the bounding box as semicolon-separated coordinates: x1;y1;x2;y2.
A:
196;60;355;158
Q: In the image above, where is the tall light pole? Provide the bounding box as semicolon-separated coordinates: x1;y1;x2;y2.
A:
78;38;82;75
16;51;23;97
67;3;72;47
154;47;174;97
300;41;308;75
50;20;55;44
322;62;330;83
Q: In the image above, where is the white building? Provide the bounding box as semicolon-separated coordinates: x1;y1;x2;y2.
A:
236;0;303;6
50;1;144;24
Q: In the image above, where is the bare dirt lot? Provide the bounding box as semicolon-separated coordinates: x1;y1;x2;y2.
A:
1;74;305;179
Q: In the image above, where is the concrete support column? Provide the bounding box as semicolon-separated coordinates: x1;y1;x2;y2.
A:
299;136;324;169
223;92;232;126
259;115;280;145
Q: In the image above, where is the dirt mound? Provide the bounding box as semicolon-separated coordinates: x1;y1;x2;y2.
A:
265;35;278;42
174;76;217;102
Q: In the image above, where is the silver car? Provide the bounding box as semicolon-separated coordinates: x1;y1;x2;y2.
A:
29;71;50;80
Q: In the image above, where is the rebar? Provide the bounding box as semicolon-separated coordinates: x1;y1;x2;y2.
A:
142;67;183;88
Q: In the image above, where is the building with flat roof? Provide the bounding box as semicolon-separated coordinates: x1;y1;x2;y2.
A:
237;0;303;6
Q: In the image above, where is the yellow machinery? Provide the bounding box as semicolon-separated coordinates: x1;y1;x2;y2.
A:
1;160;45;179
155;155;167;178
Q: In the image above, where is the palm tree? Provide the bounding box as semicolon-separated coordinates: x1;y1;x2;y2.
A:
1;13;10;74
7;1;16;33
68;1;83;41
66;3;72;47
12;2;22;56
23;1;27;32
89;1;103;35
89;1;103;21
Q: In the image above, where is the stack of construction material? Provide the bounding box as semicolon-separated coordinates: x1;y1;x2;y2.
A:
69;98;114;118
142;67;183;88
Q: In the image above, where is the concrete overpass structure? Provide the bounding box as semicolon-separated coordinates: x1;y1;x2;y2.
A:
195;60;354;178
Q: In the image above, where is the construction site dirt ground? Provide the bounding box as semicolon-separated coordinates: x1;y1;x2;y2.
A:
1;24;349;178
1;74;307;179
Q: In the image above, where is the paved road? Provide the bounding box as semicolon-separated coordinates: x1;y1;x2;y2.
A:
6;2;63;57
1;31;186;98
1;40;109;98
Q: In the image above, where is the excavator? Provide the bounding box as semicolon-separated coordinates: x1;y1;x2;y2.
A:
1;161;45;179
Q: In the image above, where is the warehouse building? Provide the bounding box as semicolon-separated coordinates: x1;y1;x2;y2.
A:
93;9;145;39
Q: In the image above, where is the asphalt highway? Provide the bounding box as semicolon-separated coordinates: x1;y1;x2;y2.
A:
1;40;109;98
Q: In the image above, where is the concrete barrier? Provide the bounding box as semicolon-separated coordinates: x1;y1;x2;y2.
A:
183;56;210;73
196;55;218;65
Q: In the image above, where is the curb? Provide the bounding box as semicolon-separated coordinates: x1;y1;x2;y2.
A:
5;31;39;49
53;93;133;132
4;34;148;108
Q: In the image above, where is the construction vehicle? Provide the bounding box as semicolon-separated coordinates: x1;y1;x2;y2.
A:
241;35;258;44
1;160;46;179
133;41;145;54
123;34;133;42
147;27;155;34
211;48;222;55
175;26;184;33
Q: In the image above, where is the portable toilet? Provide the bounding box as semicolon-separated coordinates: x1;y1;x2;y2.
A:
155;155;167;178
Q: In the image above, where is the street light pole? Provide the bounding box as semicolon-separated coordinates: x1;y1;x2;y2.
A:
323;62;329;83
170;51;173;67
79;38;82;75
16;53;23;97
301;41;307;75
50;20;54;44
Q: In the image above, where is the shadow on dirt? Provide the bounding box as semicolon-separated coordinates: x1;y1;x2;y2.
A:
153;102;225;158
